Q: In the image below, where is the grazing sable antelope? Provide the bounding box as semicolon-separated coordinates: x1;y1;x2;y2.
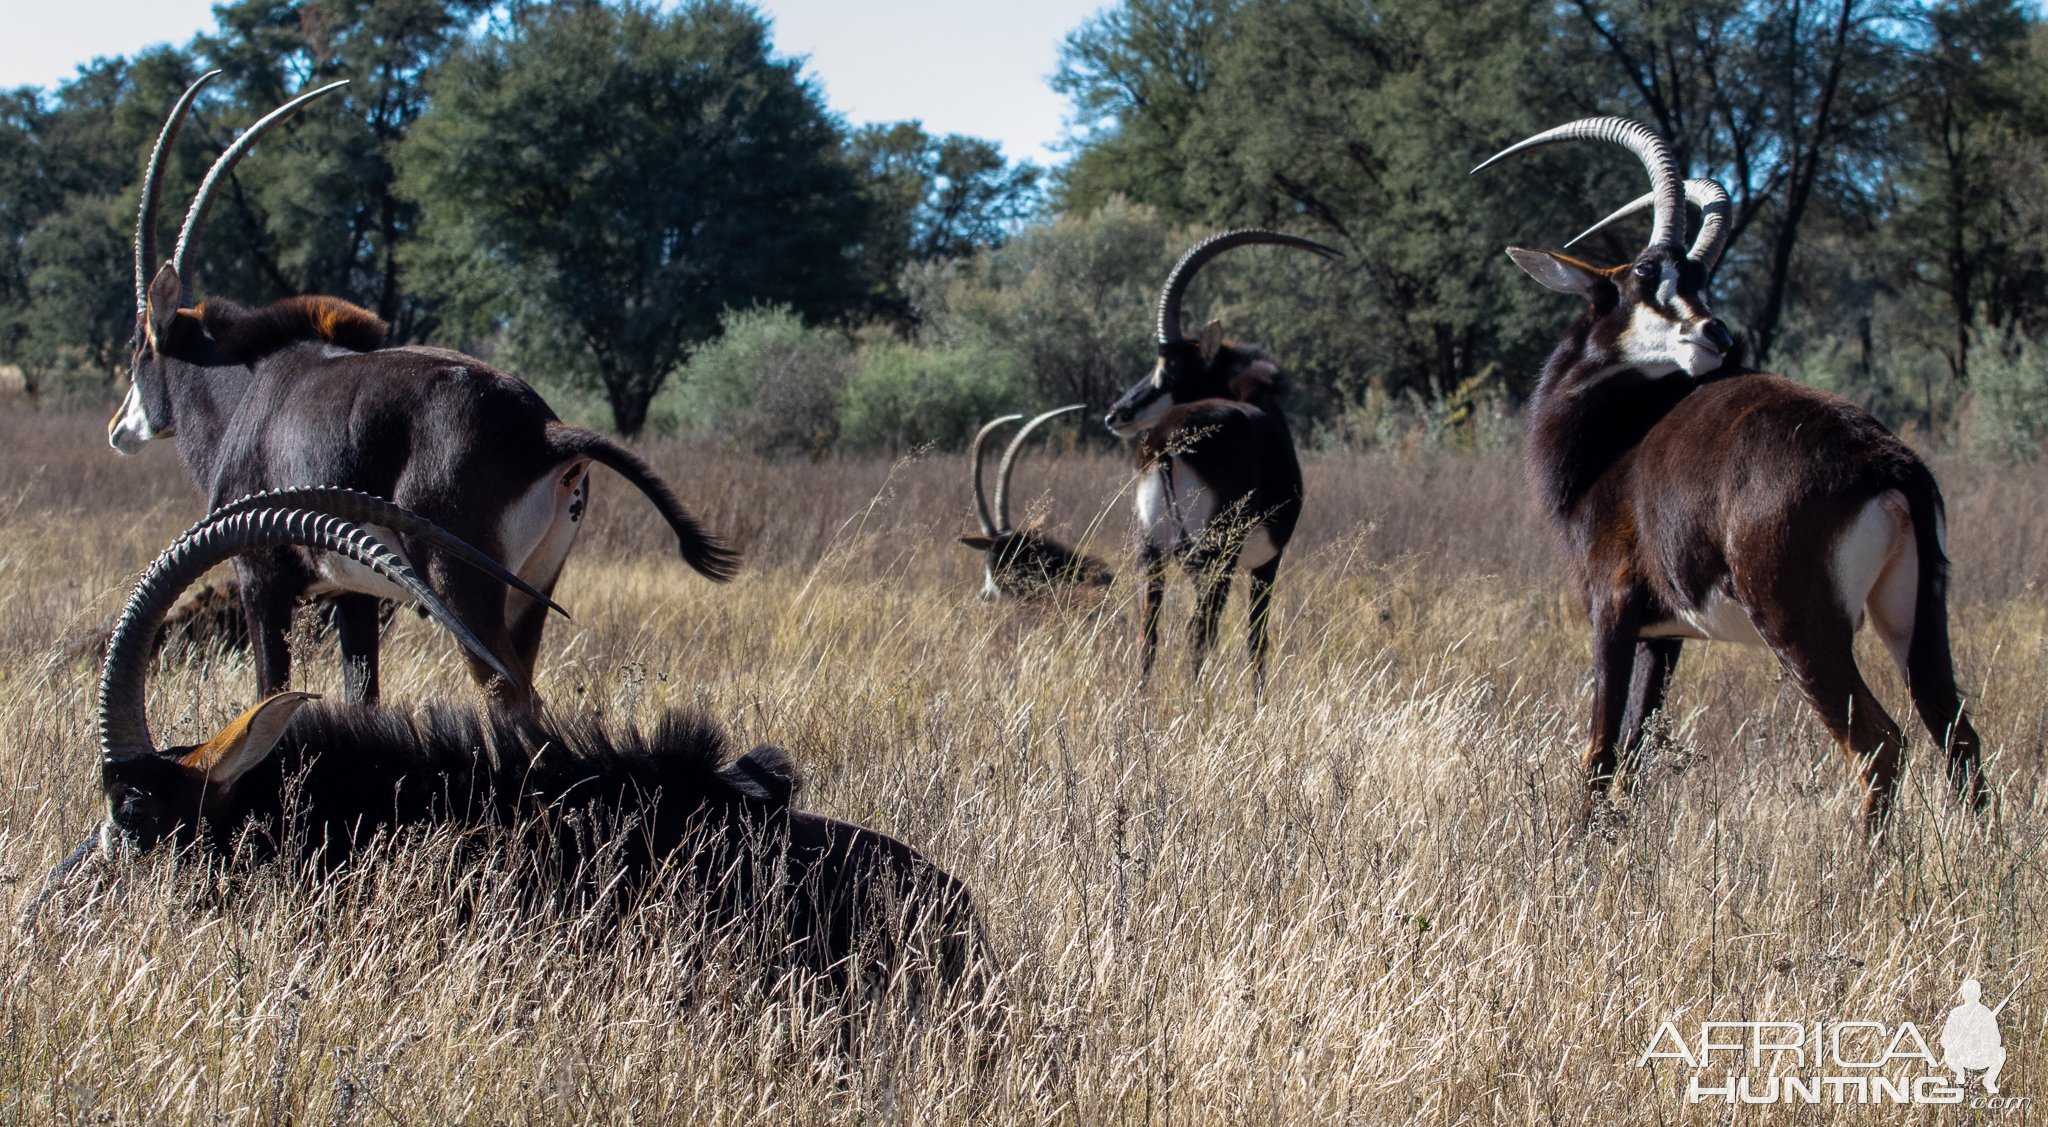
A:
958;405;1111;599
112;73;736;711
1474;117;1987;830
33;492;983;994
1103;230;1342;691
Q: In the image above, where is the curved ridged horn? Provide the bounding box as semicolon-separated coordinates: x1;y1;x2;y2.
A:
1471;117;1685;252
1564;178;1732;273
204;487;570;619
993;404;1084;532
970;414;1024;535
100;506;518;758
170;79;350;291
133;71;221;331
1156;230;1344;347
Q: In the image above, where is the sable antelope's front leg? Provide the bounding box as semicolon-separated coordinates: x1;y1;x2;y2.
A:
331;593;383;705
1136;544;1166;682
1617;639;1682;776
1584;604;1642;820
1186;552;1234;682
1245;556;1280;699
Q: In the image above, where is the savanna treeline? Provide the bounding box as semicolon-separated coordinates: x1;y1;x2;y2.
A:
6;0;2048;453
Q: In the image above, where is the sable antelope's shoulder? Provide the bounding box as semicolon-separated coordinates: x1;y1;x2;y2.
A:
198;295;389;363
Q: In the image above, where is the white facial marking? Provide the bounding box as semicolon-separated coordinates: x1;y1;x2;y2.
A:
107;382;159;453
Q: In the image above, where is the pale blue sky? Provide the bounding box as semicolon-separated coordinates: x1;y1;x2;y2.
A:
2;0;1107;166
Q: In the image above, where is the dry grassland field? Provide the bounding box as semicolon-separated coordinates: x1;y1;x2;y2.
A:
1;406;2046;1124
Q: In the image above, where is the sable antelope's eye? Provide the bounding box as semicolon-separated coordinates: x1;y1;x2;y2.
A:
1632;261;1658;280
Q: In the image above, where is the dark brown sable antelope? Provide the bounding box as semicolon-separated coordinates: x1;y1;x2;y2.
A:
30;492;982;995
1103;230;1342;692
1474;116;1987;830
111;73;736;711
959;405;1111;599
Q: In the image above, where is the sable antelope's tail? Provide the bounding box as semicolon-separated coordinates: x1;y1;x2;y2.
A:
544;422;740;582
1898;463;1984;803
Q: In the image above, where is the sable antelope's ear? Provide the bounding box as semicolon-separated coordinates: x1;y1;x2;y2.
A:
959;534;998;550
1197;319;1225;365
178;691;319;787
144;263;183;351
1506;248;1603;297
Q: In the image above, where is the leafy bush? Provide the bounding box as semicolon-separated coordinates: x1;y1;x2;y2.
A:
1967;338;2048;461
838;329;1033;453
652;306;852;458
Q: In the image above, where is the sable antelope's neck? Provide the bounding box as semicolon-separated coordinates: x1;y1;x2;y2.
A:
170;359;256;485
1526;356;1695;520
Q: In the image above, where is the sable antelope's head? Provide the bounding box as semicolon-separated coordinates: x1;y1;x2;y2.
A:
960;405;1111;599
110;73;349;454
1473;117;1735;381
1104;230;1342;439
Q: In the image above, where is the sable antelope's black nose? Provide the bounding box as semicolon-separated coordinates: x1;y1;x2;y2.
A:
1703;319;1734;352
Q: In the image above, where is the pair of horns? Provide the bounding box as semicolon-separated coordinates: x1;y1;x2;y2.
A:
133;71;349;326
1156;230;1344;348
100;489;558;760
1471;117;1732;270
971;405;1083;536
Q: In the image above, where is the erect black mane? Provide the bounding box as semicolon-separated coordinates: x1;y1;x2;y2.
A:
196;295;389;364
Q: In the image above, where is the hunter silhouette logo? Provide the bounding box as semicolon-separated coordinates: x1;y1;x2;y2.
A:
1640;976;2026;1108
1941;978;2008;1094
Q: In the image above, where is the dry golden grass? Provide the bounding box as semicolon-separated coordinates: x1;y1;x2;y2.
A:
1;407;2045;1123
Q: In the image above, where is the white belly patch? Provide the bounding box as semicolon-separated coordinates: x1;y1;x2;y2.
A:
308;524;417;603
1134;460;1220;556
1641;589;1766;645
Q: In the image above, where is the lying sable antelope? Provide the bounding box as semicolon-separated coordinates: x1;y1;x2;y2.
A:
1474;117;1987;830
1103;230;1342;692
959;405;1111;599
113;72;736;711
31;490;983;995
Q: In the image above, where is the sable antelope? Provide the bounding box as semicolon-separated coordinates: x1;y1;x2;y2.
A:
111;73;736;711
959;405;1111;599
1473;117;1987;830
32;493;983;996
1102;230;1342;691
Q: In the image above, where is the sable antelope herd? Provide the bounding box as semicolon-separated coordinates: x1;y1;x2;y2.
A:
21;73;2009;1026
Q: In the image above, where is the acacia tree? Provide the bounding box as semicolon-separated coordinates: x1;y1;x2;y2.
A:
399;0;868;435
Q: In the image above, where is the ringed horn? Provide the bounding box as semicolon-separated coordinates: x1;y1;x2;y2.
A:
974;405;1089;540
1470;117;1686;254
1564;178;1733;273
1155;230;1344;347
98;492;524;759
131;72;349;310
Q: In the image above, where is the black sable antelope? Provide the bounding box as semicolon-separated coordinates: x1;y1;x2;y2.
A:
111;73;736;711
1474;117;1987;830
1103;230;1342;693
33;492;982;994
959;405;1111;599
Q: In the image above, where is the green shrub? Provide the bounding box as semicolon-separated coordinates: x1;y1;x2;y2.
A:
1967;338;2048;461
650;305;853;457
838;329;1034;453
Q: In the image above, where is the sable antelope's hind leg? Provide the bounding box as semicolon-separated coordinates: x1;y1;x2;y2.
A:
1865;517;1988;812
1749;602;1904;831
1617;639;1682;777
1245;557;1280;698
331;593;382;704
430;554;533;713
1137;545;1167;683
